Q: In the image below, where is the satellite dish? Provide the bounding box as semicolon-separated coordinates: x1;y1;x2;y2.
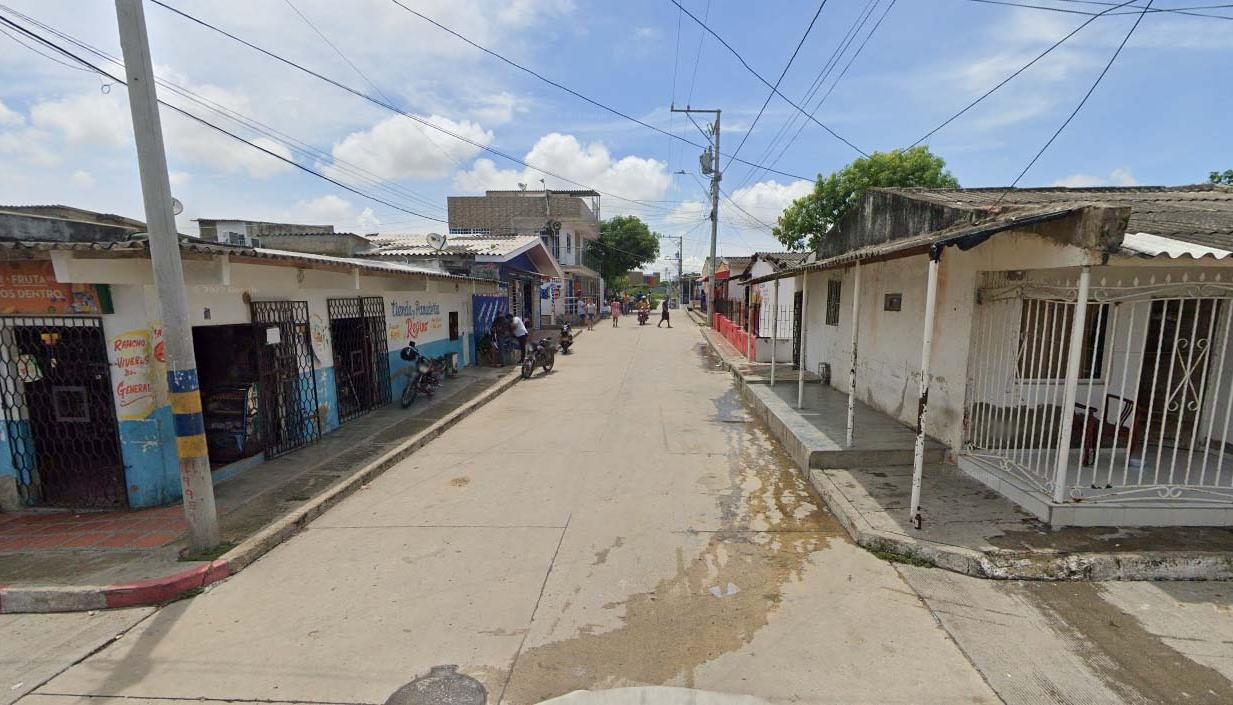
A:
427;232;447;252
171;197;184;216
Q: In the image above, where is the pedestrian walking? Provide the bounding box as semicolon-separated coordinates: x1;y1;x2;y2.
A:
657;297;672;328
509;313;529;361
610;298;621;328
586;299;597;331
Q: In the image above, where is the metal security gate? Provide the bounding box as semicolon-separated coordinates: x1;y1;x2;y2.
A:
327;296;391;423
0;317;126;508
250;300;320;457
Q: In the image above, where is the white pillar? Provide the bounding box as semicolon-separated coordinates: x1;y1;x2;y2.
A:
745;290;753;360
1052;265;1092;504
771;279;780;387
797;273;810;409
846;262;862;448
909;254;941;529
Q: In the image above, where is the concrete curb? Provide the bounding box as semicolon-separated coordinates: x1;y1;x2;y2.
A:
697;327;1233;581
0;368;523;613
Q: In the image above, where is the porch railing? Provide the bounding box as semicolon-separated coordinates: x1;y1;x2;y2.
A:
964;270;1233;505
714;314;756;360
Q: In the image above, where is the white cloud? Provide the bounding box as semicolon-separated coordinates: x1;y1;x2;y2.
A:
497;0;575;27
69;170;95;188
633;26;661;41
1052;168;1139;188
294;195;383;233
169;171;192;187
455;133;671;204
727;180;812;223
0;129;58;168
0;99;22;127
470;92;527;126
327;114;492;182
30;92;130;148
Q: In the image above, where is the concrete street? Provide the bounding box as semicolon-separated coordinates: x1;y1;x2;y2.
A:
6;320;1233;705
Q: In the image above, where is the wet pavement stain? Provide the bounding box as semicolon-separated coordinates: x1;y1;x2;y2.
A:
1021;581;1233;705
449;476;471;488
500;391;846;705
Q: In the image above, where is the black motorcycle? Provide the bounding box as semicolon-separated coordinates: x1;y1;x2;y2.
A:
637;308;650;325
559;323;574;354
432;352;459;379
399;343;439;408
521;337;557;378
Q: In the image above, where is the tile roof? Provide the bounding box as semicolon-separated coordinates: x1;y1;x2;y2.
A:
754;251;810;270
876;185;1233;252
366;233;541;258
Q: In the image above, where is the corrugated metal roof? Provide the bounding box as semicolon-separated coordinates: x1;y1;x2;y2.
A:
0;237;484;282
1119;232;1233;260
367;233;540;258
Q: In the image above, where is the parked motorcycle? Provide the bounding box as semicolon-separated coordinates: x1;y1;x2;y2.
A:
399;342;439;408
521;337;557;378
432;352;459;379
559;323;574;354
637;308;650;325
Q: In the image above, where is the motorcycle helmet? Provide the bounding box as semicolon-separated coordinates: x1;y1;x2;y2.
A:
400;342;419;361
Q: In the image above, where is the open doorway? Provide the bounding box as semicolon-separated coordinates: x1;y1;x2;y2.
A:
192;323;262;468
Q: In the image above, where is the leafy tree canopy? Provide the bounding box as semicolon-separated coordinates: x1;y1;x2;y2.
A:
773;146;959;252
591;215;660;287
1211;170;1233;186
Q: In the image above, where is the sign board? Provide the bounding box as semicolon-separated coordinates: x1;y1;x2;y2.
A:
0;261;106;315
469;263;501;281
265;326;282;345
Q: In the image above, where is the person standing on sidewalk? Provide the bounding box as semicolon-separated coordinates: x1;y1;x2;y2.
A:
509;313;529;361
657;297;672;328
586;298;597;331
610;298;622;328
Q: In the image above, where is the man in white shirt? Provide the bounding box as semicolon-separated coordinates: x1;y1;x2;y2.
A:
509;313;529;361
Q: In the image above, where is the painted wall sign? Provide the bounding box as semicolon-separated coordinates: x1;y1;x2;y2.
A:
0;261;104;314
112;326;164;420
469;263;501;281
389;299;444;342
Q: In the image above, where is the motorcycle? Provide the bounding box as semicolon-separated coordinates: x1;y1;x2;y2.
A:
559;323;574;354
521;337;557;378
432;352;459;379
637;308;650;325
399;342;439;408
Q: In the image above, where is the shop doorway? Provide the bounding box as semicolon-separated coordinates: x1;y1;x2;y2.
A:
327;296;391;423
250;300;320;457
0;316;126;508
192;323;262;467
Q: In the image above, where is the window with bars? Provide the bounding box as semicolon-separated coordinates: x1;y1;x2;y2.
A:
825;280;842;326
1017;301;1110;380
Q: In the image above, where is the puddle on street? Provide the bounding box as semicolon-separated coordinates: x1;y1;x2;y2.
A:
501;375;845;705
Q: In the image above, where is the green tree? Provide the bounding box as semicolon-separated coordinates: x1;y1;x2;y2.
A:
1210;170;1233;186
591;215;660;287
773;146;959;252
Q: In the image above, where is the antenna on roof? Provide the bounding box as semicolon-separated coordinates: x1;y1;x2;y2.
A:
427;232;448;252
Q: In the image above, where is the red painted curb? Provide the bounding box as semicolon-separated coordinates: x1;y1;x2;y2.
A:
101;560;231;610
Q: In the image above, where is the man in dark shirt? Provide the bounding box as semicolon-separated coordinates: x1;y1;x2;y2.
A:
491;313;512;366
657;297;672;328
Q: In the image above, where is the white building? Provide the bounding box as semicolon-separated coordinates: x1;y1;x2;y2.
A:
751;185;1233;527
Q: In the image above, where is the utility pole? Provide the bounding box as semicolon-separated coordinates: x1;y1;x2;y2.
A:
116;0;219;550
671;105;720;327
655;234;684;303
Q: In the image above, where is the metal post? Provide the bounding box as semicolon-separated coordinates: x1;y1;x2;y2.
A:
909;253;942;529
797;273;809;409
771;278;779;387
745;290;753;360
116;0;218;550
846;262;862;448
1052;265;1092;504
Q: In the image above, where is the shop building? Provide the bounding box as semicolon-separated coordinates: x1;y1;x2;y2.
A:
0;219;497;512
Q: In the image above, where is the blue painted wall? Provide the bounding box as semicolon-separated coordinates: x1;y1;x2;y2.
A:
119;406;182;508
387;337;465;401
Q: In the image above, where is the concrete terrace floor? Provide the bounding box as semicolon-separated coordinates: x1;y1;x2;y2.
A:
4;322;1233;705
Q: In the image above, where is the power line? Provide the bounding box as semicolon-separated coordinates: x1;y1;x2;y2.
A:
724;0;829;170
668;0;869;157
381;0;814;183
998;0;1156;199
0;4;448;217
685;0;713;105
911;0;1139;148
0;14;448;224
959;0;1232;19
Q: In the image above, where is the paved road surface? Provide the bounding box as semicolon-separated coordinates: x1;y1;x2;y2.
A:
6;321;1233;705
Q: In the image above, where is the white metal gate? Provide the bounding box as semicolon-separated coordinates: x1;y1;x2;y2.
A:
965;271;1233;505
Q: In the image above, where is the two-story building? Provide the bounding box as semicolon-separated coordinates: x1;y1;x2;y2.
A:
447;189;604;318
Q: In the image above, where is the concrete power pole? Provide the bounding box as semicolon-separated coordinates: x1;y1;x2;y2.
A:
116;0;219;550
655;234;683;303
671;106;720;327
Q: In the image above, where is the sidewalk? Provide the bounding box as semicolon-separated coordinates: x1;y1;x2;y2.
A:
699;326;1233;580
0;364;522;612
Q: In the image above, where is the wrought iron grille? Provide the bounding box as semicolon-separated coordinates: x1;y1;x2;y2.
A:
327;296;391;424
250;300;320;457
0;316;126;508
792;291;803;369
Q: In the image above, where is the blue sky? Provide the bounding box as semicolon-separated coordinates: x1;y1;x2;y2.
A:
0;0;1229;274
